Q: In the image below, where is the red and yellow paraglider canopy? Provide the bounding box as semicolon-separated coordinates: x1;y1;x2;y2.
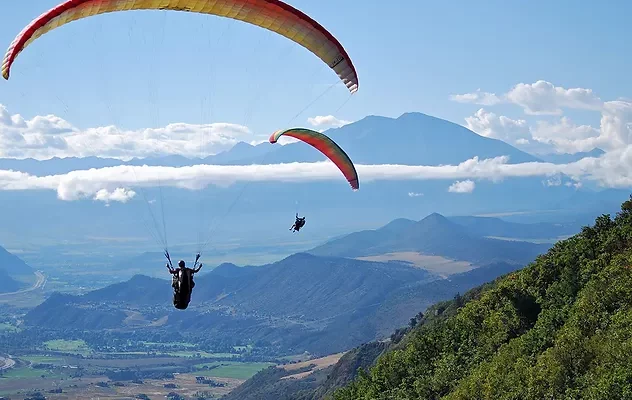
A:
2;0;359;94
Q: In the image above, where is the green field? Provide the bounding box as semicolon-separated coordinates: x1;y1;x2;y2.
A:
0;367;63;380
194;361;230;369
43;339;91;355
164;350;239;358
107;351;153;356
18;355;64;364
195;362;275;380
104;350;240;358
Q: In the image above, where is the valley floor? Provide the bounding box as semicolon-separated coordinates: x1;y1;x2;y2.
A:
0;350;345;399
0;352;271;399
355;252;474;276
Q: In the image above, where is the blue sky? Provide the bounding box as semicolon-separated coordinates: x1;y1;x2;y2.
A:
1;0;631;135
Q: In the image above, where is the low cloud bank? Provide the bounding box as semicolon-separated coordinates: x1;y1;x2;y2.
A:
0;152;628;203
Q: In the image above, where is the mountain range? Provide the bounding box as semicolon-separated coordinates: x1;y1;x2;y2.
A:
22;211;550;354
309;213;550;266
64;212;573;283
0;112;627;262
221;195;632;400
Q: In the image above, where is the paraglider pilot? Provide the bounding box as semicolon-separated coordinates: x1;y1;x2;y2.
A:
290;213;306;232
166;254;202;310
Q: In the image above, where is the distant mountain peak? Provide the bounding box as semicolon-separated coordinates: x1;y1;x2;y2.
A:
232;141;255;150
214;262;240;269
129;274;153;282
397;111;434;119
282;252;317;262
420;212;449;223
410;212;466;238
425;212;445;218
211;262;255;278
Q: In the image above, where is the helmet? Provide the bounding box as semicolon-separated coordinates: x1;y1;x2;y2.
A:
178;260;185;268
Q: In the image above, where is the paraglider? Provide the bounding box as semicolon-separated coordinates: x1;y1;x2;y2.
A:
269;127;359;190
290;213;306;232
1;0;359;94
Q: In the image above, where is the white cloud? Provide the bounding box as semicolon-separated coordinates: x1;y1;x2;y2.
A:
506;81;603;115
449;89;503;106
533;116;599;141
307;115;352;128
544;175;563;187
408;192;424;197
93;188;136;204
452;80;632;155
566;181;583;189
542;173;582;189
448;180;475;193
0;104;261;160
462;96;632;155
452;80;603;116
531;117;603;153
529;101;632;154
465;109;531;145
599;100;632;150
0;150;631;202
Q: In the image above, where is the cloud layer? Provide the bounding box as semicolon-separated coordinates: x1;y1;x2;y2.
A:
0;151;631;203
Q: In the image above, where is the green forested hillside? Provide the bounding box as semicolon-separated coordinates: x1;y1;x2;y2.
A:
333;196;632;400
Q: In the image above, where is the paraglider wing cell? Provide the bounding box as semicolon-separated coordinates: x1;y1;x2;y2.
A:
269;128;359;190
1;0;358;93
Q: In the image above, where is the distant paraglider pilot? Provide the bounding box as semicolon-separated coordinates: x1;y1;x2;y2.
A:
166;256;202;310
290;213;306;233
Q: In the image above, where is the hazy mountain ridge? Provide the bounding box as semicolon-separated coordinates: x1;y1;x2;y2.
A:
0;244;34;293
309;212;551;266
0;268;23;293
24;253;436;353
21;211;549;354
447;214;578;239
